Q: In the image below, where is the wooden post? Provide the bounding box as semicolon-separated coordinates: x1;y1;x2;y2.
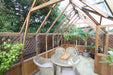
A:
45;34;48;58
103;34;106;53
95;26;99;55
105;27;109;55
36;34;39;55
99;16;102;25
21;11;31;75
52;34;54;48
94;26;99;73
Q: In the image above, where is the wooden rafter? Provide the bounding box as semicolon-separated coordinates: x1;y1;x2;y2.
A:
31;0;63;12
46;2;70;34
80;0;109;17
83;10;107;33
71;1;106;33
57;13;75;34
19;0;38;34
53;10;73;33
58;17;79;45
36;4;56;34
82;8;113;21
41;0;53;8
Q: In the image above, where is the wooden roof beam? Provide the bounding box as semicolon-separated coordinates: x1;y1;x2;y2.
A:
35;4;57;34
80;0;109;18
31;0;64;12
19;0;38;34
45;2;70;34
41;0;53;8
57;13;76;34
83;10;107;33
70;1;106;33
53;10;73;33
82;8;113;21
57;13;76;35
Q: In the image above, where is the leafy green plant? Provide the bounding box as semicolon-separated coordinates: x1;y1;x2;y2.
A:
0;39;24;75
84;43;95;52
72;26;84;49
63;34;74;41
101;48;113;66
80;28;95;52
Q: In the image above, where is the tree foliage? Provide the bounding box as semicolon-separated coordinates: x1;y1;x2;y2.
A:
0;0;64;33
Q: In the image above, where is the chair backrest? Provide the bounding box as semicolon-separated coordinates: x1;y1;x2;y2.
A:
66;47;77;54
55;47;65;54
33;56;53;67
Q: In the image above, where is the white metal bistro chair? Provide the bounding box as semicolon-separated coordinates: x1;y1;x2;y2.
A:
66;47;77;55
55;47;65;54
33;56;54;75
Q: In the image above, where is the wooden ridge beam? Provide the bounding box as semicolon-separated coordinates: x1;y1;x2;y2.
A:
31;0;63;12
80;0;109;17
19;0;38;34
36;4;56;34
46;2;70;34
53;9;73;33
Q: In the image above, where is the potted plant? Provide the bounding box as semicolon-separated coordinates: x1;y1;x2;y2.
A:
84;43;95;58
80;28;95;57
0;39;24;75
72;26;84;55
101;48;113;66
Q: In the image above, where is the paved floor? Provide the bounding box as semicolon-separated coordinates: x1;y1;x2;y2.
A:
34;55;99;75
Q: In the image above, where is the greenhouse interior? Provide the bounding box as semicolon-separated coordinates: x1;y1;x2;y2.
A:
0;0;113;75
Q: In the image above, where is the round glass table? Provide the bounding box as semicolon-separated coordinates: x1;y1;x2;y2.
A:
51;53;80;67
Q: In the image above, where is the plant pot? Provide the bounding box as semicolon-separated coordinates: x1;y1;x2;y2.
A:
90;52;95;59
82;51;90;58
76;50;80;55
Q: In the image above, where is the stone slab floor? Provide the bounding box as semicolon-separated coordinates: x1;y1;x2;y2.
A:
34;55;99;75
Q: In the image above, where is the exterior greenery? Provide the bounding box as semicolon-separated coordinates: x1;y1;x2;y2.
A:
0;39;24;75
0;0;65;33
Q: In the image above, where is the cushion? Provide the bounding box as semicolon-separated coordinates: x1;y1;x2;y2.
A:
42;62;53;66
62;69;75;75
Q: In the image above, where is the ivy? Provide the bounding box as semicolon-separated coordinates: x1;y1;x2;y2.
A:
0;39;24;74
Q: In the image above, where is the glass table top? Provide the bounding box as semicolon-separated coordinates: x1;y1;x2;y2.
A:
51;53;80;67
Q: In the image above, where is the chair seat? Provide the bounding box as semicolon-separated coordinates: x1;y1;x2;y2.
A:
62;69;75;75
42;62;53;66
